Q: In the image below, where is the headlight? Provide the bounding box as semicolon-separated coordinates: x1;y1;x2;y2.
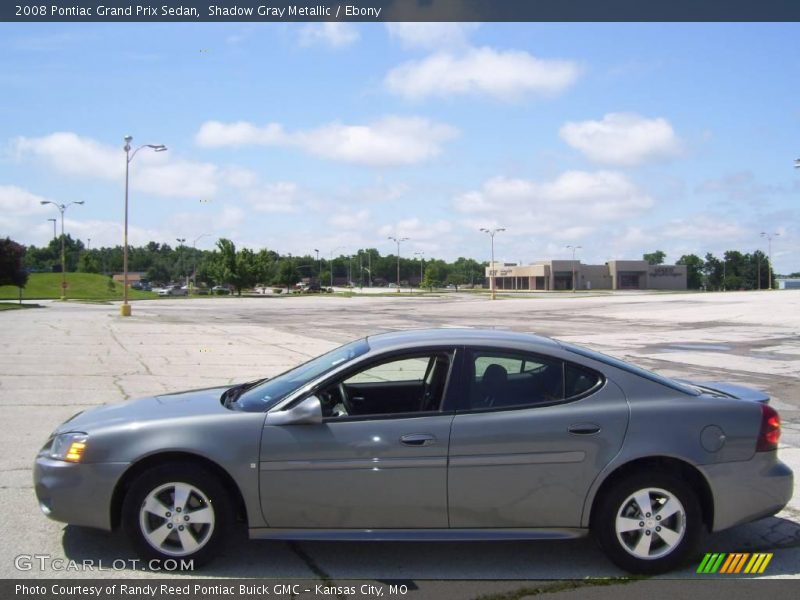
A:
49;433;89;463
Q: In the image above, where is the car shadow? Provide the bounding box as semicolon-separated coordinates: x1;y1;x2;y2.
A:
61;515;800;579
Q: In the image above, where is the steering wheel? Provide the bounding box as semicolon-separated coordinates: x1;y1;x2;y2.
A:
338;383;353;415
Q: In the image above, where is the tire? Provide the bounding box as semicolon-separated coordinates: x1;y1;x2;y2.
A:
122;463;231;567
593;470;703;574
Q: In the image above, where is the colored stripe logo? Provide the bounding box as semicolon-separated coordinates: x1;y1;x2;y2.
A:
697;553;773;574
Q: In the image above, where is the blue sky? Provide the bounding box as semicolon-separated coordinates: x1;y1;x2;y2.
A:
1;22;798;272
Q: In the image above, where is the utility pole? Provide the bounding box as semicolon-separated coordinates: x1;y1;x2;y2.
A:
566;245;582;292
387;236;409;292
480;227;505;300
761;232;779;290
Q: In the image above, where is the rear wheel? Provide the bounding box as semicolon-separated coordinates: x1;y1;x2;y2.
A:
593;471;703;574
122;463;231;567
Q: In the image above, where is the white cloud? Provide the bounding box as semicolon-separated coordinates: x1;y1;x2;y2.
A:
378;218;452;241
385;23;477;50
298;23;360;48
559;113;682;166
329;209;370;230
454;171;654;247
456;171;654;222
0;185;52;216
195;117;459;167
385;47;581;102
13;132;219;198
662;216;748;242
245;182;302;213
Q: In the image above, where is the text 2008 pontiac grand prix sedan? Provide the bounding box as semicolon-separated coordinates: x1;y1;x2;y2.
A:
34;329;792;574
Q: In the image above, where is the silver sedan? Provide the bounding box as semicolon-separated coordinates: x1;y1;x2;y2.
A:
34;329;793;573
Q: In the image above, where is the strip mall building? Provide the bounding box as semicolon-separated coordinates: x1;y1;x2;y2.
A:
485;260;687;291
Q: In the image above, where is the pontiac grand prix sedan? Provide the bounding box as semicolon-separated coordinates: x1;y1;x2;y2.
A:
34;329;793;574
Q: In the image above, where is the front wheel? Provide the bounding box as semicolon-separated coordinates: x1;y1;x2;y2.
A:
122;463;231;567
593;471;703;574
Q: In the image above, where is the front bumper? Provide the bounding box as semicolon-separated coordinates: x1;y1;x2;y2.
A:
33;456;129;531
700;452;794;532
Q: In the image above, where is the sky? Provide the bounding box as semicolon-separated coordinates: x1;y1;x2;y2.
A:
0;22;798;272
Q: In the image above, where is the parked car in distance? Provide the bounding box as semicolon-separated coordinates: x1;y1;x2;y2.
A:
211;285;231;295
156;285;187;297
33;329;792;573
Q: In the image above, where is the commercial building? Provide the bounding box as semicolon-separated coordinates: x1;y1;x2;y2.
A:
777;278;800;290
485;260;687;291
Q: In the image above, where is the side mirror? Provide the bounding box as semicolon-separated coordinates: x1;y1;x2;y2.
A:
265;395;323;426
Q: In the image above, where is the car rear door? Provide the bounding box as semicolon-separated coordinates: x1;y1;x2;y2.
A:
448;348;629;528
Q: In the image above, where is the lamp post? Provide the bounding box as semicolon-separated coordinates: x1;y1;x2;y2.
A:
122;135;167;317
761;232;779;290
566;245;582;292
414;251;424;291
480;227;505;300
47;218;57;241
40;200;85;300
176;238;186;287
314;249;320;284
387;236;409;292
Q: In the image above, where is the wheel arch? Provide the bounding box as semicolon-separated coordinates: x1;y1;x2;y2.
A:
587;456;714;532
110;451;247;530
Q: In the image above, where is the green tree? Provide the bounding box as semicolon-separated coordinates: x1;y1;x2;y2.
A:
643;250;666;265
703;253;723;290
0;238;29;302
446;272;466;290
421;262;443;290
676;254;704;290
276;258;299;291
77;251;102;274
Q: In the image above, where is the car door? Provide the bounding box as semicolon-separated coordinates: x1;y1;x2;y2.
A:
448;348;629;528
259;349;458;529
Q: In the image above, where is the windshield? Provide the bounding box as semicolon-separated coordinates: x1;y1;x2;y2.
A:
233;338;370;412
561;342;700;397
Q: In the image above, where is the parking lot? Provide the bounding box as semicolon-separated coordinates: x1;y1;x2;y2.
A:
1;290;799;585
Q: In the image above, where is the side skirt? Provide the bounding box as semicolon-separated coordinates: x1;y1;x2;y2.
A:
248;528;588;541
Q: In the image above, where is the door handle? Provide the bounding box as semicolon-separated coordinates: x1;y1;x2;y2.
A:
568;423;601;435
400;433;436;446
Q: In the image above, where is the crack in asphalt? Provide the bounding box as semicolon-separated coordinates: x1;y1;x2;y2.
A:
286;542;348;600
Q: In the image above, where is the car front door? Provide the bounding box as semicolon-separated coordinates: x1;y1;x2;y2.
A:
448;348;629;528
259;350;457;529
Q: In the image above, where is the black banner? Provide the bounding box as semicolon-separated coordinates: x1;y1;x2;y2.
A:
3;1;800;23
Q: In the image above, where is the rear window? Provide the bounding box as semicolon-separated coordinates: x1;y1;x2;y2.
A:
562;343;700;396
565;363;602;397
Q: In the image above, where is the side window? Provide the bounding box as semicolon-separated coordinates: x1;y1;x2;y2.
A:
565;363;603;398
320;352;453;419
468;351;564;410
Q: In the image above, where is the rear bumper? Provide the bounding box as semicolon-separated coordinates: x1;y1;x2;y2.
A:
33;456;128;531
700;452;793;532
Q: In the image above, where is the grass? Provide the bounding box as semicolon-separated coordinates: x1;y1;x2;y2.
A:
0;302;44;311
0;273;157;301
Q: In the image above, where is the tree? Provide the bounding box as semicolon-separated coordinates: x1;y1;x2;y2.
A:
676;254;704;290
643;250;666;265
703;253;723;290
446;272;466;290
276;258;299;291
421;263;443;290
0;238;29;303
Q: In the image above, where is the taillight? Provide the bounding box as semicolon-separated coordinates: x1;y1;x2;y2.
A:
756;404;781;452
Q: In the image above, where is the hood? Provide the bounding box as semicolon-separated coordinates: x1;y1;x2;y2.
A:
55;385;232;434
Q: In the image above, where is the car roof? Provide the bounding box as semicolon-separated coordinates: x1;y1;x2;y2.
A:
365;328;560;352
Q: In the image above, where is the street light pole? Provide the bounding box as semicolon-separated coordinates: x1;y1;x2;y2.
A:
387;236;409;292
414;251;424;291
47;218;57;241
314;249;320;284
176;238;186;286
761;232;780;290
40;200;85;300
480;227;505;300
566;245;582;292
122;136;167;316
